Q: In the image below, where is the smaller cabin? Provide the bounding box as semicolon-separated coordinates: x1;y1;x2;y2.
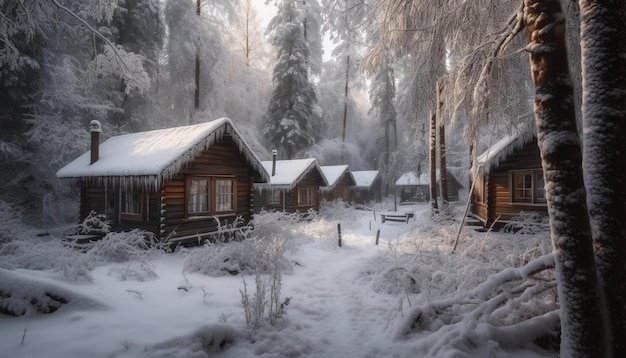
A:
395;169;464;203
471;135;548;228
56;118;269;244
351;170;382;205
254;157;328;213
319;165;356;203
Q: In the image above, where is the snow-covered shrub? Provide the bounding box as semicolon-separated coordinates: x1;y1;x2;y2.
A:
503;211;550;235
0;200;30;243
89;229;152;263
183;236;292;277
78;210;111;236
0;238;95;282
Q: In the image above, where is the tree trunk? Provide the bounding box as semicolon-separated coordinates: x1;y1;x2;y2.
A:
579;0;626;355
429;109;438;210
524;1;605;356
194;0;201;110
437;81;448;205
439;122;448;204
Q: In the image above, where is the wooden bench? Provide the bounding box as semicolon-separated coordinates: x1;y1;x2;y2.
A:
380;212;414;223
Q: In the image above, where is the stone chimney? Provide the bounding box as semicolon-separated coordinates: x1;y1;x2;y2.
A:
90;120;102;164
271;150;277;176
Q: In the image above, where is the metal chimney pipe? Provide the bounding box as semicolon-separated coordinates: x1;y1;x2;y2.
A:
90;120;102;164
271;150;277;176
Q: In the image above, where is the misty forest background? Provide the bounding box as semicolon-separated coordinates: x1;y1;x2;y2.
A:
1;0;541;227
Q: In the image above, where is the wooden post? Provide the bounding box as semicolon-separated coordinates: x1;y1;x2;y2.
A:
337;223;342;248
375;229;380;246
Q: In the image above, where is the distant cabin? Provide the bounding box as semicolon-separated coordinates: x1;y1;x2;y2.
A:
56;118;269;244
395;169;464;203
253;157;328;213
471;135;548;228
351;170;382;205
319;165;356;203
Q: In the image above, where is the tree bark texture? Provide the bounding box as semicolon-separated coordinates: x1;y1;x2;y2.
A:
524;0;605;356
579;1;626;355
437;82;448;204
429;109;438;210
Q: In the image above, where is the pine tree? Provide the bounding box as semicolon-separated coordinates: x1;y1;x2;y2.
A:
263;0;319;159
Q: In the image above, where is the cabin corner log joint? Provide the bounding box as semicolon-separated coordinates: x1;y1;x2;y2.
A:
57;117;269;244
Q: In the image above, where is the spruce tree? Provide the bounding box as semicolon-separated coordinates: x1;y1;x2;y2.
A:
263;0;318;159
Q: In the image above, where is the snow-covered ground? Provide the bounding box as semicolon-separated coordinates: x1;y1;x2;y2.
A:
0;201;558;358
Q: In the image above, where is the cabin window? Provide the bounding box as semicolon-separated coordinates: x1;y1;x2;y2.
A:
298;186;314;205
188;178;210;215
511;170;546;204
215;179;234;212
268;190;282;204
186;176;237;217
121;187;143;219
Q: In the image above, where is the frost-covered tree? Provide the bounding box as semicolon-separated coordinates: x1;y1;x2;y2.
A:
369;50;398;193
263;0;320;159
578;0;626;355
0;0;151;223
163;0;232;123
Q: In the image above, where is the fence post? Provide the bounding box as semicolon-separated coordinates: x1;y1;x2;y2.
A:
337;223;342;248
375;229;380;246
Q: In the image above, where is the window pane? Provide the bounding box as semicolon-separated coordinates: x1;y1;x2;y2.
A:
513;173;532;202
122;188;141;214
535;171;545;201
299;187;313;205
216;179;233;212
189;179;209;213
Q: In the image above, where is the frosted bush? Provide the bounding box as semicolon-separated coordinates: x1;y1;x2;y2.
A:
183;236;291;277
0;200;32;243
89;230;151;263
78;210;111;236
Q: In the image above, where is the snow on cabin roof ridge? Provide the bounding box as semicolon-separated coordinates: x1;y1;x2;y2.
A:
56;117;269;188
255;158;328;190
320;165;350;189
351;170;379;188
476;133;536;172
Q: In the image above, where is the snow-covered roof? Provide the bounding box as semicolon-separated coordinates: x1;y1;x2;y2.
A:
56;118;269;188
319;165;355;191
395;172;428;186
351;170;380;189
255;158;328;190
476;134;535;172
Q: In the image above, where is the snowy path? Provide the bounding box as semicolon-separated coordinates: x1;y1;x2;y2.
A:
261;221;407;358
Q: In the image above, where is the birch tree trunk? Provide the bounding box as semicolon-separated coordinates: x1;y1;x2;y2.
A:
524;0;605;356
579;0;626;355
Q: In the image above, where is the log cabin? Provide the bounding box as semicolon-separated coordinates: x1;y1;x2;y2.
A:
319;165;356;203
56;118;269;244
395;169;464;203
253;154;328;213
351;170;382;205
470;134;548;229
